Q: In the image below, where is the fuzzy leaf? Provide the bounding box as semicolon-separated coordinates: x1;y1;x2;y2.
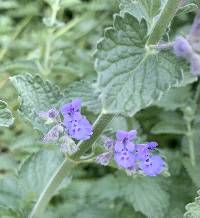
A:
94;13;189;116
151;111;187;135
0;100;14;127
182;158;200;188
184;190;200;218
63;80;102;114
119;0;162;26
0;176;21;217
18;149;64;199
154;86;194;110
10;74;63;131
118;175;169;218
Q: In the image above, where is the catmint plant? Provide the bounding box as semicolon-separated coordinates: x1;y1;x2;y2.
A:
173;10;200;75
1;1;200;218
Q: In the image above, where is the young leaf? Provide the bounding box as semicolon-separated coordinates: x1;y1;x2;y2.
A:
184;190;200;218
119;0;162;29
0;100;14;127
94;13;189;116
10;74;63;132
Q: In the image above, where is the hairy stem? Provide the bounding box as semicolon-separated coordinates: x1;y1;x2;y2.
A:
29;158;77;218
29;112;115;218
147;0;181;45
186;121;196;166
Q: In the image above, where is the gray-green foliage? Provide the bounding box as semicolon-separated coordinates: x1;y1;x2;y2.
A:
184;190;200;218
50;174;169;218
0;0;200;218
10;74;63;131
0;149;66;218
94;12;190;116
0;100;14;127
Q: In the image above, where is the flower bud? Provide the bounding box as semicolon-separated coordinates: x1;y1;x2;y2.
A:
190;53;200;76
173;36;193;61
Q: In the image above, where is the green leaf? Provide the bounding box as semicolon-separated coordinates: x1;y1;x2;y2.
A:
62;80;102;114
60;174;168;218
177;3;198;16
182;158;200;187
154;86;194;110
18;149;65;199
184;190;200;218
94;13;189;116
118;175;169;218
10;74;63;131
151;111;187;135
0;100;14;127
0;154;18;172
0;149;67;217
0;176;21;217
119;0;162;29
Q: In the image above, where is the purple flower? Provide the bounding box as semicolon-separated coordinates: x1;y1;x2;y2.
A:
60;137;79;155
135;144;150;161
43;125;62;143
96;152;112;166
173;36;193;61
190;53;200;76
147;141;158;150
61;99;93;141
114;150;135;169
39;108;59;122
114;130;137;169
60;99;81;117
140;155;165;176
116;130;137;142
67;116;93;141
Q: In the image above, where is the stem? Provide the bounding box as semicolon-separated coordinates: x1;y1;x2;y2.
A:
72;113;115;160
29;112;115;218
0;17;32;62
149;42;174;50
29;159;77;218
43;0;61;75
186;122;196;166
147;0;181;45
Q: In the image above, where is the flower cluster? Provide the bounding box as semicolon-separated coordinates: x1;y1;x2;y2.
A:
173;11;200;76
96;130;165;176
173;36;200;76
39;99;93;154
60;99;93;141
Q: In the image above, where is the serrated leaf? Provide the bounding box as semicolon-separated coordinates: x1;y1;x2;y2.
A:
10;74;63;132
62;80;101;114
0;100;14;127
94;13;189;116
119;0;162;29
177;3;198;16
184;190;200;218
118;175;169;218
